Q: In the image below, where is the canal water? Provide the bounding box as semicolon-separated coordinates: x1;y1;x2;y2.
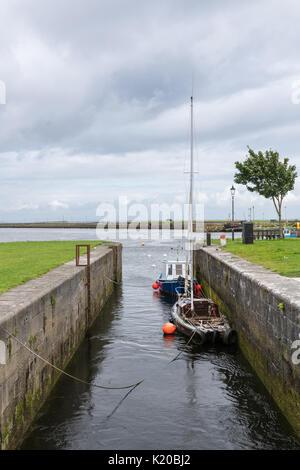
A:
0;228;299;450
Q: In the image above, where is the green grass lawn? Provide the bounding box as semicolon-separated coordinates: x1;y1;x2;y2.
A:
216;238;300;277
0;241;102;294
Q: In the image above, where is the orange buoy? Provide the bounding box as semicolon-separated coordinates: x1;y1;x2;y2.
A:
162;322;176;335
152;282;159;290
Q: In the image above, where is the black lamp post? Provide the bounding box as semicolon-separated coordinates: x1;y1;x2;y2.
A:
230;185;236;240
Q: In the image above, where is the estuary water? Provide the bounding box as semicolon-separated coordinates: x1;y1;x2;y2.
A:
0;228;298;450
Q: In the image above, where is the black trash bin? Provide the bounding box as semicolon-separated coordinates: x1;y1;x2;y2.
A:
242;222;254;244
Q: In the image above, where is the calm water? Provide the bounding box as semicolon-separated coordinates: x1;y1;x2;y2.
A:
0;228;298;450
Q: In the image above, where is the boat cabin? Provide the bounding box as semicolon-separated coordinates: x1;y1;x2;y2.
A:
164;261;186;280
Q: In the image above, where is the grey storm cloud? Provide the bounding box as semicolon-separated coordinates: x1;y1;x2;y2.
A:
0;0;300;221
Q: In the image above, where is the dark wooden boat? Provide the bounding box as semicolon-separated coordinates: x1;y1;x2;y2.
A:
171;297;237;345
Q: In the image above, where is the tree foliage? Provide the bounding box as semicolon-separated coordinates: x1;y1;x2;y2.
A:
234;147;297;236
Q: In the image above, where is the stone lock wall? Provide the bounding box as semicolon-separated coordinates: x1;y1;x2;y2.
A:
195;245;300;438
0;243;122;449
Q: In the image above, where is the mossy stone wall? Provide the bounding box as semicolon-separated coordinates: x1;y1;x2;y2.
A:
195;245;300;438
0;243;122;449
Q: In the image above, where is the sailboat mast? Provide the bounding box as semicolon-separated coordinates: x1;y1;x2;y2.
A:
189;96;194;310
184;96;195;311
189;96;194;234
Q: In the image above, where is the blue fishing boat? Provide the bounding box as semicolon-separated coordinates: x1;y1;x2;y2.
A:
158;260;186;296
153;258;201;297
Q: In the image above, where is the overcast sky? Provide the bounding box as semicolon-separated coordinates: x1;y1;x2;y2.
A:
1;0;300;222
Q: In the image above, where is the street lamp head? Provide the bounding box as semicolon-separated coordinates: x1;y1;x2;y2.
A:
230;185;236;197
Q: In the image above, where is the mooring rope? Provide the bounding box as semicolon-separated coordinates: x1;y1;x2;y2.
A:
0;263;207;394
104;274;206;298
0;321;200;396
105;382;141;420
185;316;204;336
0;326;144;391
168;305;203;363
104;274;150;289
169;329;197;363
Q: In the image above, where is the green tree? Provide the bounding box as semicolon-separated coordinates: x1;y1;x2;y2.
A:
234;147;297;238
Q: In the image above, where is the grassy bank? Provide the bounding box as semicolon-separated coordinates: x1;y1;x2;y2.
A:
0;241;102;294
219;238;300;277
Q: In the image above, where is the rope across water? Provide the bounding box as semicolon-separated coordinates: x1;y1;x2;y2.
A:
0;276;204;395
0;326;144;391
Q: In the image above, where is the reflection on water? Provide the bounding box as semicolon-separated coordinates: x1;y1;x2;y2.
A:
2;228;297;450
